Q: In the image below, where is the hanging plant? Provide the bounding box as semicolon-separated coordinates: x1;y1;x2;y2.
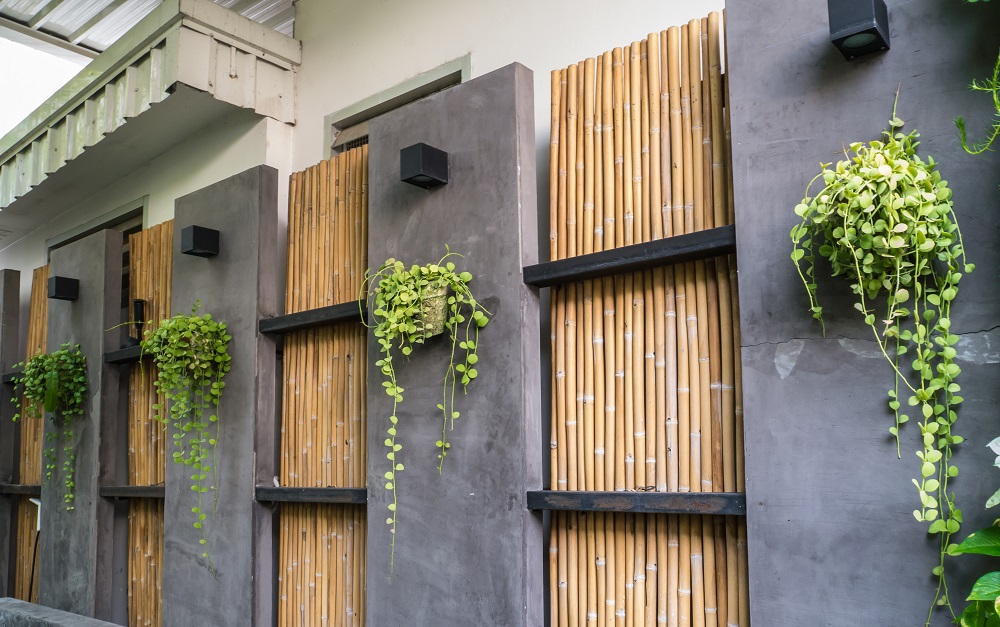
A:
956;46;1000;156
11;343;87;510
361;250;490;574
790;112;972;623
952;438;1000;627
142;302;231;571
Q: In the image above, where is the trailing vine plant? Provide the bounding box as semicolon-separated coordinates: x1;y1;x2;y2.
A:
11;343;87;510
956;43;1000;156
142;302;231;571
790;109;972;623
361;249;490;574
954;9;1000;623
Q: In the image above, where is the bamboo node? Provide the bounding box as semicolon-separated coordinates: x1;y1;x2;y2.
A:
596;558;606;566
616;609;627;618
634;431;645;437
550;440;558;449
595;448;605;455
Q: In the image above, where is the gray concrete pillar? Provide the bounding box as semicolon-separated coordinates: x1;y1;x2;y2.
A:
40;230;122;620
161;165;278;627
365;63;543;626
0;268;20;597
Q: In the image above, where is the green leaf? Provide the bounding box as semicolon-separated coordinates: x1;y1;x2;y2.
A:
969;572;1000;602
956;528;1000;557
987;487;1000;509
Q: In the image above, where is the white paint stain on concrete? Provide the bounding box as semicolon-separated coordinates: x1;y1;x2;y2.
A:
838;338;882;360
774;339;805;379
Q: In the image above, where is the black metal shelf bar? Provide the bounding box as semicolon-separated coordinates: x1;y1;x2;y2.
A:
2;371;18;385
103;345;144;364
255;486;368;505
0;484;41;497
523;225;736;288
99;485;165;499
526;490;746;516
259;301;367;335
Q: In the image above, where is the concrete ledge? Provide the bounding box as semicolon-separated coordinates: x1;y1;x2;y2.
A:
0;598;117;626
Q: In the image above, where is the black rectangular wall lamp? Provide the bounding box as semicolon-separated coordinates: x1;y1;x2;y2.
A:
400;143;449;189
47;276;79;301
829;0;890;60
180;225;220;257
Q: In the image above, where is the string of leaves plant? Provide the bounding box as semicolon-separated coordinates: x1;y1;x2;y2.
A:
362;250;490;575
11;343;87;510
142;302;231;571
790;111;972;624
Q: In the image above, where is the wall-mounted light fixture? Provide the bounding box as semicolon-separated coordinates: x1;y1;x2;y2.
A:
181;225;220;257
400;143;449;189
829;0;890;60
47;276;79;301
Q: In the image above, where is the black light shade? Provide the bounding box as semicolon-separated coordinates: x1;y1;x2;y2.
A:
47;276;79;301
400;143;449;189
181;225;220;257
829;0;890;60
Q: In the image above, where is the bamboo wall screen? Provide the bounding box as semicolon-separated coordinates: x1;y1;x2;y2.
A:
547;13;750;626
13;265;48;602
279;144;368;626
127;220;173;627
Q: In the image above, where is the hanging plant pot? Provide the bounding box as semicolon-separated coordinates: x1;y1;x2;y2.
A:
419;281;449;338
361;249;492;576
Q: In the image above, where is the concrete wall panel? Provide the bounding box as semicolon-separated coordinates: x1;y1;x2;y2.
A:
39;230;121;620
728;0;1000;624
161;165;277;627
365;62;541;627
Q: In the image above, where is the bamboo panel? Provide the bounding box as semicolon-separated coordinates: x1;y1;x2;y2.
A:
279;144;368;626
13;265;48;602
126;219;173;627
548;12;750;626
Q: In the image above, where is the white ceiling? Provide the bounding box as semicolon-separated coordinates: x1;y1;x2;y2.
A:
0;0;293;58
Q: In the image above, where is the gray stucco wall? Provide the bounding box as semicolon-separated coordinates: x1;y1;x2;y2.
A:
0;270;20;597
39;231;121;620
728;0;1000;624
161;165;278;627
365;63;543;626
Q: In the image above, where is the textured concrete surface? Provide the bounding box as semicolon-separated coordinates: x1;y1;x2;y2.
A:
162;165;278;627
365;63;542;627
40;231;121;620
0;270;20;597
728;0;1000;624
0;597;118;626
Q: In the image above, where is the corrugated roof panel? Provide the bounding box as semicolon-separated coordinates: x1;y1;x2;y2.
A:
81;0;159;49
37;0;114;38
0;0;49;22
0;0;293;54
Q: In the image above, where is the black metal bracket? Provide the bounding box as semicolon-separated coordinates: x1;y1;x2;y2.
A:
526;490;746;516
99;485;165;499
0;484;41;497
255;486;368;505
259;301;367;335
523;225;736;288
104;345;144;364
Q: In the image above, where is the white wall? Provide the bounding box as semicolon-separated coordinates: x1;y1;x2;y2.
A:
291;0;725;171
1;108;291;337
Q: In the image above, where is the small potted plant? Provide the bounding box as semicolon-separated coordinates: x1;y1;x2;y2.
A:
11;343;87;510
361;249;490;573
142;301;231;571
